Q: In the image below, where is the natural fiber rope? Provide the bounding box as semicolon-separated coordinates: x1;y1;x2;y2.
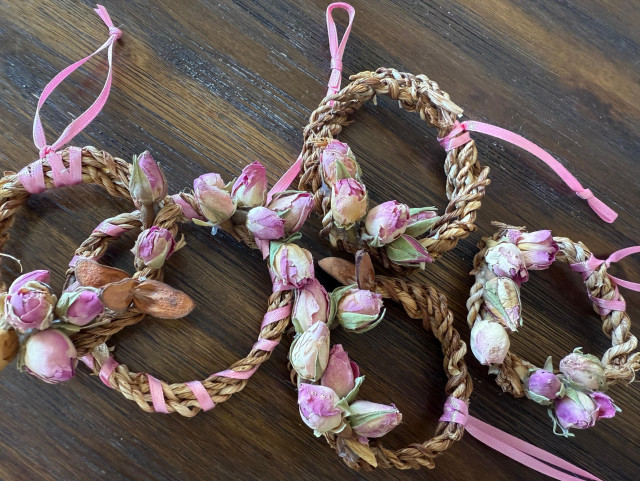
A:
292;276;472;470
298;68;490;273
467;223;640;397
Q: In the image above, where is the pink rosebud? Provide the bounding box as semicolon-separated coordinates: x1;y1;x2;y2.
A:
129;151;168;207
559;350;606;391
292;279;330;333
56;289;104;327
526;369;563;404
132;226;177;269
364;201;410;247
347;401;402;439
289;321;330;381
321;344;359;398
269;243;315;291
506;229;559;270
1;275;57;333
267;192;314;235
320;140;360;186
470;319;510;365
231;162;267;208
298;383;344;434
246;206;286;240
484;242;529;284
335;287;385;333
330;178;368;228
590;392;618;419
23;329;77;383
404;207;438;238
554;389;597;431
193;173;237;225
386;234;433;267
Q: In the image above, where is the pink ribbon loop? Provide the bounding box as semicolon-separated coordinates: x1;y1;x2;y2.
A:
437;120;618;223
147;374;169;413
185;381;216;411
440;397;604;481
98;356;119;388
325;2;355;97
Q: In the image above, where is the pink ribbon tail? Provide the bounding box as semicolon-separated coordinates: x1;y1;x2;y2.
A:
266;156;302;205
438;120;617;223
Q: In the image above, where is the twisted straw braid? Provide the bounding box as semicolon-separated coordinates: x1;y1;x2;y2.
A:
295;276;472;471
298;68;490;273
467;223;640;397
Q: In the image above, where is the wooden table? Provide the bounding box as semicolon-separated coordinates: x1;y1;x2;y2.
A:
0;1;638;480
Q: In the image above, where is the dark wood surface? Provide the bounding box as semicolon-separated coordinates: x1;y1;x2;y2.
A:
1;1;639;480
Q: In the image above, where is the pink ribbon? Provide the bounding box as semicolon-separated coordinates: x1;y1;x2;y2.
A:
19;5;121;194
440;397;604;480
147;374;169;413
185;381;216;411
437;120;617;223
266;3;354;204
98;356;119;387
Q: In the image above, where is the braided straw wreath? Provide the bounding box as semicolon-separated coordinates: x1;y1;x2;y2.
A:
466;222;639;436
297;68;490;273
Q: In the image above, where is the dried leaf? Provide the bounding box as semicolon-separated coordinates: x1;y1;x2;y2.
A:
355;250;375;291
343;438;378;467
99;278;136;311
75;259;130;288
318;257;357;286
132;280;195;319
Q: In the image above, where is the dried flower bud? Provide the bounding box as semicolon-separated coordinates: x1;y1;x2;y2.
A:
505;229;559;270
331;178;368;228
347;401;402;439
22;329;77;383
364;201;410;247
292;279;330;333
1;272;57;333
129;151;168;207
525;369;563;405
404;207;438;238
269;243;315;291
590;391;619;419
132;226;178;269
231;161;267;208
482;277;522;332
485;242;529;284
298;383;344;434
193;173;237;226
56;288;104;327
554;388;598;432
267;192;314;235
321;344;360;399
246;206;286;240
386;234;433;267
470;319;510;365
0;328;19;371
559;349;606;391
289;322;331;381
333;286;385;333
320;140;360;186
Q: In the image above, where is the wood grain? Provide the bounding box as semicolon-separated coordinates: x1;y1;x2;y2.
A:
0;0;639;480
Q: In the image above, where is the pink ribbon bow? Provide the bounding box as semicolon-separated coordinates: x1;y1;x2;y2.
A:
19;5;121;194
437;120;618;223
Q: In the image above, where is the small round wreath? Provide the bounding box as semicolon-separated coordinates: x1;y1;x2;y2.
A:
287;252;472;470
466;222;639;436
297;68;490;273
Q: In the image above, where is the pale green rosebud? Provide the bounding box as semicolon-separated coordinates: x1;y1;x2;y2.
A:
559;349;607;391
404;207;439;238
386;234;432;267
482;277;522;332
289;322;331;381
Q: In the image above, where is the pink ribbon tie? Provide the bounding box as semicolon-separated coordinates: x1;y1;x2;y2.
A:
186;381;216;412
437;120;618;223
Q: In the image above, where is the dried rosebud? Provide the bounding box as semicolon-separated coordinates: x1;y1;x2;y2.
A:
482;277;522;332
590;392;619;419
289;321;331;381
0;328;19;371
321;344;360;398
231;161;267;208
267;192;314;235
386;234;433;267
246;206;286;240
320;139;360;186
298;383;344;434
193;173;237;226
129;151;168;207
22;329;77;383
484;242;529;284
132;226;177;269
404;207;438;238
525;369;563;405
0;272;57;333
269;243;315;291
364;201;410;247
56;288;104;327
470;319;510;365
554;388;598;432
330;178;368;228
334;286;385;333
347;401;402;439
506;229;559;270
292;279;330;333
559;349;606;391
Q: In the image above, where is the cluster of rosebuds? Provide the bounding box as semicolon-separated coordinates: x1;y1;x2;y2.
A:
470;228;619;435
319;140;439;268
